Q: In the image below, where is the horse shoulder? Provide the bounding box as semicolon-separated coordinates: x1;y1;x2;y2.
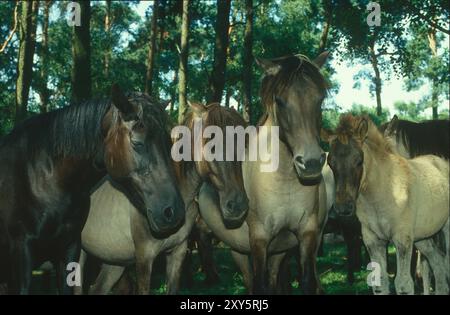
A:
82;178;134;262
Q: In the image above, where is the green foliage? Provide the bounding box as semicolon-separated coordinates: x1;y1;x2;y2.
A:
0;0;448;132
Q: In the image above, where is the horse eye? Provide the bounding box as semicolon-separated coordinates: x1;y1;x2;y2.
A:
131;140;144;149
357;159;363;167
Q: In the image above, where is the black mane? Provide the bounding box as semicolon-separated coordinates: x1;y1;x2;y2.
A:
394;119;450;159
0;99;111;159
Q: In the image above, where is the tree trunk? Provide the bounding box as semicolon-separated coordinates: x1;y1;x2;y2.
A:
145;0;159;95
178;0;190;124
318;0;332;53
38;0;51;113
427;21;438;119
15;0;39;123
170;71;177;116
225;86;230;108
208;0;231;104
104;0;112;80
242;0;253;123
71;0;91;104
369;41;382;116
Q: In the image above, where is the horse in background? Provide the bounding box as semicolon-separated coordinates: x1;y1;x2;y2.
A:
382;115;449;159
0;85;184;294
383;114;449;293
77;102;248;294
324;114;449;295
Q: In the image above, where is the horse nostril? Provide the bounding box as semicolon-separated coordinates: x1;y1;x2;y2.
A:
226;200;234;211
295;155;305;167
163;207;174;220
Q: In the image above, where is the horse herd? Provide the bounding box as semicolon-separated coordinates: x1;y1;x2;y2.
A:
0;52;448;295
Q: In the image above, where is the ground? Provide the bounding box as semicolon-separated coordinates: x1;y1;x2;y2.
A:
30;242;407;295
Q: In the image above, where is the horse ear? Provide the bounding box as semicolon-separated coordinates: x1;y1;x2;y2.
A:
356;118;369;141
255;57;281;76
111;83;138;121
391;114;399;124
386;114;399;133
313;51;329;68
188;101;207;117
160;99;171;110
320;128;333;142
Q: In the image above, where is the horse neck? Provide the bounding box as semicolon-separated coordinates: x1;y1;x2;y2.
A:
54;153;106;193
178;160;203;211
259;114;294;174
359;144;394;202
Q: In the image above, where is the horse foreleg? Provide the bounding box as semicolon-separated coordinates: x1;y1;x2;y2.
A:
392;233;414;295
361;228;389;295
418;254;431;295
73;249;87;295
277;249;294;294
297;231;321;294
10;238;33;295
297;214;322;295
415;238;449;295
249;225;269;294
166;241;188;295
197;227;220;286
89;263;125;295
231;250;253;294
267;252;286;294
135;246;156;295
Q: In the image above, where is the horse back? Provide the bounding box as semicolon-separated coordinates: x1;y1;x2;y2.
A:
408;155;449;238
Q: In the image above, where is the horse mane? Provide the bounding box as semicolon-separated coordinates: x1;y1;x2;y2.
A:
183;103;247;130
336;114;392;155
1;92;167;160
0;99;111;159
391;119;450;159
258;55;328;125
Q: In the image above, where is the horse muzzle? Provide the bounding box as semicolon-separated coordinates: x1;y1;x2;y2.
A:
146;198;185;237
294;153;326;185
334;202;356;218
221;194;249;229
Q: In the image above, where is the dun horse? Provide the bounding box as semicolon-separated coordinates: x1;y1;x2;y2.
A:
324;114;449;295
77;102;248;294
198;52;334;294
383;114;450;293
0;85;184;294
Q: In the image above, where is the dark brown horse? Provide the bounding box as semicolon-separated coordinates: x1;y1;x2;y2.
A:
0;84;184;294
383;115;450;159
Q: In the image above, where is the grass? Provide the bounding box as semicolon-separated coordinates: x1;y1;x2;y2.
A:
31;242;405;295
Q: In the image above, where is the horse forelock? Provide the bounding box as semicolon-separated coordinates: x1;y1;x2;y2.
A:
335;114;391;155
259;55;328;123
179;104;246;179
